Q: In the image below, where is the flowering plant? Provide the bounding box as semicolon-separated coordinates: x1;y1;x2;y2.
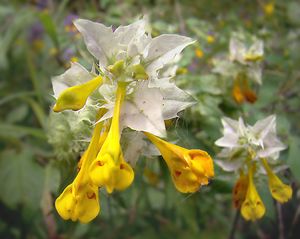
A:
215;115;292;221
213;32;264;104
51;17;214;223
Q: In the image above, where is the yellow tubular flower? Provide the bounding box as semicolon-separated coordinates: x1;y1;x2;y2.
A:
206;35;215;44
53;75;103;112
232;81;245;104
232;74;257;104
244;54;264;62
241;165;265;221
261;158;292;203
144;132;214;193
263;2;274;16
55;115;104;223
89;83;134;193
195;48;204;58
233;171;249;209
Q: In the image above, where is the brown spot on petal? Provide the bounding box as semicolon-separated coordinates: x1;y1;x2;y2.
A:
120;164;125;170
175;171;182;177
87;192;96;200
97;161;104;166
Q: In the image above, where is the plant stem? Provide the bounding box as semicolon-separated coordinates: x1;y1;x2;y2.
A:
228;210;240;239
277;202;285;239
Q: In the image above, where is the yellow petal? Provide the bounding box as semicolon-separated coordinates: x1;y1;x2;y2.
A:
55;114;106;222
171;167;200;193
269;177;292;203
188;150;214;179
144;132;214;193
206;35;215;44
241;166;265;221
89;83;134;193
55;184;75;220
55;183;100;223
263;2;274;16
232;81;245;104
244;54;263;62
90;154;134;193
261;158;292;203
195;48;204;58
53;75;102;112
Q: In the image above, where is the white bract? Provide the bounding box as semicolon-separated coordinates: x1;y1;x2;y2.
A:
215;115;286;172
74;18;194;77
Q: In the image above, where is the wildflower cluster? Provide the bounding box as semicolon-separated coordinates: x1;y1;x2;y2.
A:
215;115;292;221
51;18;214;223
213;33;264;104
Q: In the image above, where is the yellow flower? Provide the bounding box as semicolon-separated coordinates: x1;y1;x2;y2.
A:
232;73;257;104
206;35;215;44
55;120;103;223
70;56;78;63
261;158;292;203
89;83;134;193
145;132;214;193
232;81;245;104
241;165;265;221
53;75;103;112
195;48;204;58
263;2;274;16
244;53;264;62
232;171;249;209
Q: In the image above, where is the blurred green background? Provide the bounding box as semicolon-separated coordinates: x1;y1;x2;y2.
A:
0;0;300;238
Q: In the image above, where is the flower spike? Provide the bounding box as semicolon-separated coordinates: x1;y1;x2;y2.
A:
89;83;134;193
53;75;103;112
145;132;214;193
261;158;292;203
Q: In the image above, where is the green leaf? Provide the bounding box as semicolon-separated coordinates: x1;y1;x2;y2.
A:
44;163;60;194
0;123;46;139
194;74;224;95
39;12;59;48
0;149;44;210
0;10;34;68
6;104;29;123
194;94;222;116
24;98;47;128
